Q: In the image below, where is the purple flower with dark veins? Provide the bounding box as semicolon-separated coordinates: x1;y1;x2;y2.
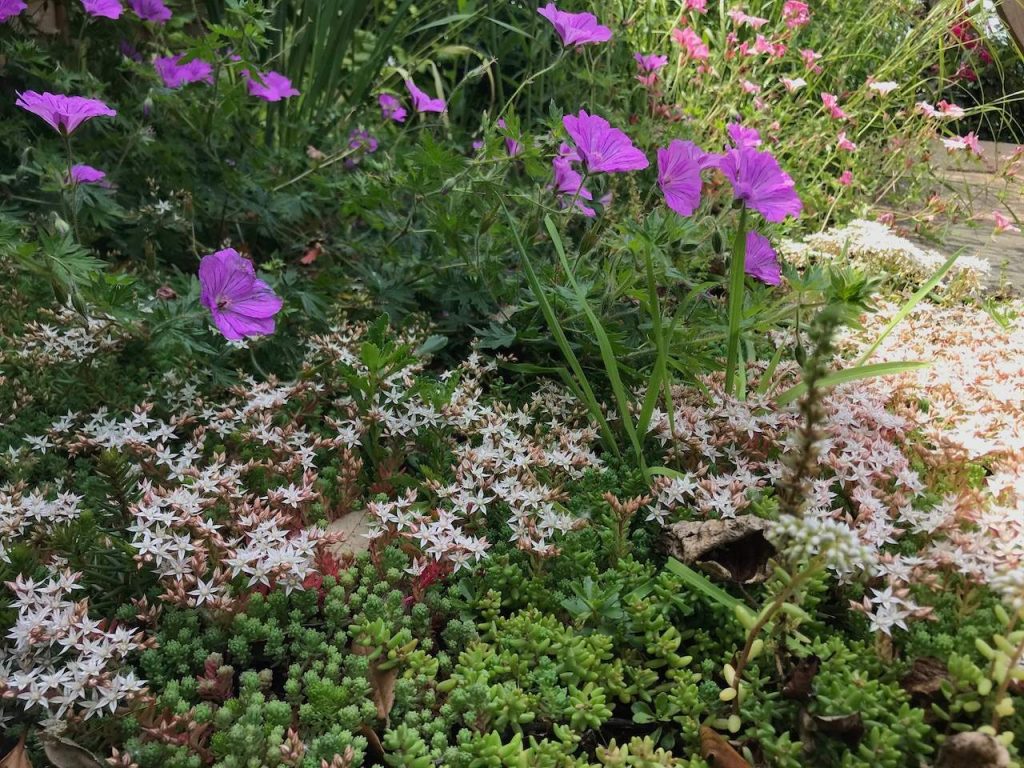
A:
199;248;283;340
726;122;761;149
744;231;782;285
378;93;407;123
67;164;108;186
82;0;123;18
0;0;26;21
405;80;446;113
154;54;214;89
15;91;116;134
245;70;300;102
537;3;612;47
634;52;668;72
129;0;171;23
551;156;595;217
717;146;802;222
657;139;711;217
563;110;648;174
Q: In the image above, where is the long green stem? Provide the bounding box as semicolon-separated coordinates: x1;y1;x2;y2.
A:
724;206;748;396
63;134;80;242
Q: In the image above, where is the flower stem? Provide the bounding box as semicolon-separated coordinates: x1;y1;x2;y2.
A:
63;134;81;242
724;206;748;396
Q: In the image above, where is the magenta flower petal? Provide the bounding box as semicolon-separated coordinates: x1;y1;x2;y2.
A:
67;164;107;185
378;93;407;123
0;0;26;21
155;54;214;89
199;249;283;340
405;80;446;113
633;52;668;72
129;0;171;22
726;123;761;149
81;0;123;18
15;91;116;134
717;146;802;222
538;2;611;47
496;118;522;157
744;231;781;285
563;110;648;174
550;157;596;217
245;70;300;102
657;140;706;217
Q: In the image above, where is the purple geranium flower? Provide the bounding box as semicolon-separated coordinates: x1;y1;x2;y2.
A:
496;118;522;157
537;3;611;47
657;140;709;218
717;146;802;222
199;248;283;340
15;91;116;134
726;122;761;149
348;129;378;153
378;93;407;123
551;157;595;217
744;231;782;285
129;0;171;22
82;0;123;18
405;80;446;113
563;110;648;174
154;54;214;89
244;70;300;102
67;164;107;185
0;0;26;21
634;52;668;72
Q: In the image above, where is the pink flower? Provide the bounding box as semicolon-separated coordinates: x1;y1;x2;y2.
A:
0;0;26;21
378;93;407;123
938;100;965;118
943;132;983;157
537;3;611;47
838;170;853;186
15;91;116;134
783;1;810;29
550;157;595;217
246;70;300;102
836;131;857;152
821;92;847;120
953;64;978;83
154;54;213;89
657;140;709;217
673;26;709;60
717;146;803;222
67;164;107;185
685;0;707;11
129;0;171;23
727;123;761;149
199;248;283;340
800;48;822;73
405;79;446;113
781;76;807;92
745;231;781;285
741;79;761;94
562;110;649;174
727;8;768;28
81;0;122;18
634;52;668;72
994;211;1020;234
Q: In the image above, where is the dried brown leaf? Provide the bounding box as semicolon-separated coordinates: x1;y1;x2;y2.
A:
0;736;31;768
699;726;751;768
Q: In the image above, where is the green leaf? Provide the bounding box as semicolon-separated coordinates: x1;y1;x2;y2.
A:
774;361;930;406
666;558;741;613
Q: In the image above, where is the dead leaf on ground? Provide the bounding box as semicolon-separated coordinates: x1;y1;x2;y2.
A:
351;643;398;723
699;726;751;768
326;510;373;556
936;731;1011;768
665;516;774;584
41;738;103;768
0;736;31;768
782;655;820;700
901;656;949;700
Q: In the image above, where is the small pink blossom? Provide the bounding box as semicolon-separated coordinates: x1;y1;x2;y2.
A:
782;1;810;29
685;0;707;12
672;26;709;60
727;8;768;28
867;79;898;96
838;170;853;186
781;76;807;93
994;211;1020;234
837;131;858;152
943;132;983;157
821;92;847;120
741;79;761;94
800;48;822;73
938;100;965;118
